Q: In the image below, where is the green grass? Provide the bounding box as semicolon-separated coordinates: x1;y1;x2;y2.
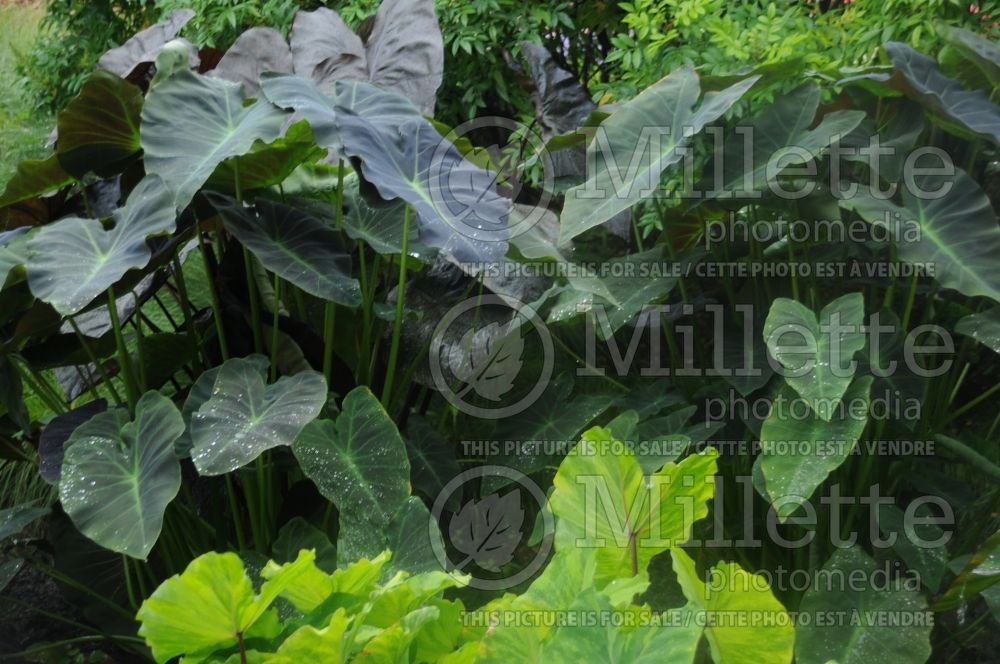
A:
0;2;53;189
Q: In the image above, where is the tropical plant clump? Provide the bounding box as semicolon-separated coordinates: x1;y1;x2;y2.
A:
0;1;999;662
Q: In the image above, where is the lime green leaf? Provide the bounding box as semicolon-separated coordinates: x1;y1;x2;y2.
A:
60;391;183;559
266;550;390;614
672;548;794;664
796;545;931;664
543;589;701;663
268;608;349;663
357;605;441;661
190;355;327;475
137;549;316;663
756;375;873;520
764;294;866;421
550;426;718;585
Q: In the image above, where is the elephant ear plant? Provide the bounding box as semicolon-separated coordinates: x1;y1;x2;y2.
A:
0;4;999;663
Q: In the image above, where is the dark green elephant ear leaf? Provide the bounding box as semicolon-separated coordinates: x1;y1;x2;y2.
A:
841;170;1000;303
795;546;932;664
560;68;759;243
850;42;1000;145
205;193;360;307
98;9;198;79
333;82;510;264
272;517;337;573
59;391;184;559
292;386;411;522
0;156;73;209
141;67;288;211
56;71;143;178
338;497;444;575
190;355;327;475
938;24;1000;87
27;175;176;316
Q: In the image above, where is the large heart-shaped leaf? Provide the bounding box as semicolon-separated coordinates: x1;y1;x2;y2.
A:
206;193;360;307
877;502;950;592
841;170;1000;303
764;294;866;420
333;82;510;263
26;175;176;316
673;548;794;664
290;7;366;92
292;386;410;521
137;549;316;663
550;426;718;586
59;391;184;559
795;546;932;664
190;356;327;475
209;27;292;97
853;42;1000;145
141;68;287;210
56;71;143;178
559;68;758;243
755;375;873;520
707;81;866;198
97;9;198;78
364;0;444;116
